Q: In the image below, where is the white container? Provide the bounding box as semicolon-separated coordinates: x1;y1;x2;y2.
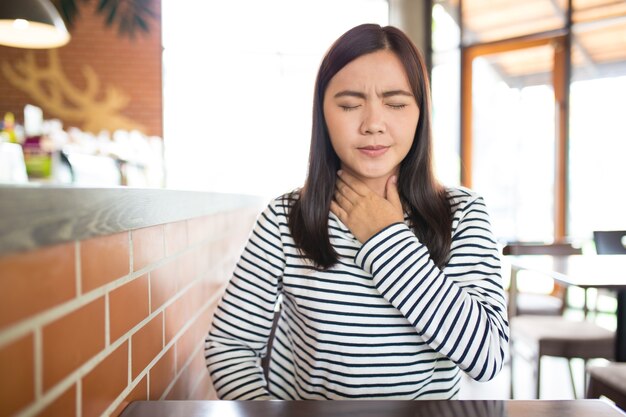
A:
0;142;28;183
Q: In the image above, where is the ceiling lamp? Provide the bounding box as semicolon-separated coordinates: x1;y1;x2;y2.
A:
0;0;71;49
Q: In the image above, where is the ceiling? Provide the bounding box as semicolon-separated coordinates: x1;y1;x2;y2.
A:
445;0;626;86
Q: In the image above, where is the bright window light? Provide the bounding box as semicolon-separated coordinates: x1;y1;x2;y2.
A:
163;0;389;199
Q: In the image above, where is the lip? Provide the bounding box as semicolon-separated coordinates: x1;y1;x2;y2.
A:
358;145;389;157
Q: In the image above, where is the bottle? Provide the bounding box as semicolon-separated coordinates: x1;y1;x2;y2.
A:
2;113;18;144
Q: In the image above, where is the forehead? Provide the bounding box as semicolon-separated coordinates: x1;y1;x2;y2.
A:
327;50;411;91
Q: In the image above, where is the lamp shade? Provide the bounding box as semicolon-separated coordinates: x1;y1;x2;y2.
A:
0;0;70;48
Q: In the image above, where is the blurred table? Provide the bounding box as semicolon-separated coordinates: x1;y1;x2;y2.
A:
120;400;626;417
508;255;626;361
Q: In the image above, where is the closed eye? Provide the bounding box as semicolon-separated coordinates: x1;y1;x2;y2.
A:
387;104;407;109
340;105;361;112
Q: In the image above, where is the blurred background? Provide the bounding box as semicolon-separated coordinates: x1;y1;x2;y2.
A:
2;0;624;245
1;0;626;407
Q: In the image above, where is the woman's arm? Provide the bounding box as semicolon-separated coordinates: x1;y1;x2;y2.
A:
205;201;286;399
354;192;509;382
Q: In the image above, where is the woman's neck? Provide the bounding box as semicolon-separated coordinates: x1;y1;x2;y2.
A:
340;167;396;199
361;177;390;198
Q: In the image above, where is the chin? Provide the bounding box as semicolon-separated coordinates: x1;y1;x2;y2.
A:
356;168;393;180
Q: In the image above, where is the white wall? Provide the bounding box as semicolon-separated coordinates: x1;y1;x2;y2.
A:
163;0;389;199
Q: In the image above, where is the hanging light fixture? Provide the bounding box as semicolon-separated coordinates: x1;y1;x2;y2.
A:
0;0;71;48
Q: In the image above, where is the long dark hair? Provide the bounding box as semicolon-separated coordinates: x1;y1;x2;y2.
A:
288;23;452;269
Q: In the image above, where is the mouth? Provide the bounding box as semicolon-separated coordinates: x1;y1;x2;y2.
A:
357;145;389;157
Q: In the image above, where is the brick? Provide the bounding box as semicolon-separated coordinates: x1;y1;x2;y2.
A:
149;347;175;400
0;244;75;329
164;284;202;344
202;295;221;331
175;299;218;373
0;0;163;137
131;313;162;379
164;364;192;400
167;350;208;400
149;260;179;312
187;350;210;395
132;225;165;272
193;242;212;278
186;216;214;246
200;278;228;314
42;298;105;390
0;334;35;417
82;342;128;417
109;275;149;342
36;385;76;417
176;251;197;291
189;371;217;400
175;315;201;373
81;233;130;292
111;376;147;417
164;221;187;256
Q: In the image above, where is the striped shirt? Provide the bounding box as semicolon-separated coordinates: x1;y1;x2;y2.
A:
205;186;509;400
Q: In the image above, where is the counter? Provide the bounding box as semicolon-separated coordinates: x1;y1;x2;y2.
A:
0;185;262;255
0;185;264;417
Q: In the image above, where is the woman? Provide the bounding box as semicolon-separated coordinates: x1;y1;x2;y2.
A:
205;23;508;400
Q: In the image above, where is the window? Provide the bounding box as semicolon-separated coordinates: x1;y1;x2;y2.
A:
434;0;626;241
470;46;556;241
568;17;626;239
162;0;389;198
432;1;461;186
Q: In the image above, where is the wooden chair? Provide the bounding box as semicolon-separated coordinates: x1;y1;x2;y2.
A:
585;231;626;318
585;232;626;408
510;315;614;398
587;362;626;410
506;242;615;399
503;242;582;316
594;231;626;255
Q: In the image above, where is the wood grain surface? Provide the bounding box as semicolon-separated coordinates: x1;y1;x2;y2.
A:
0;186;263;255
118;400;626;417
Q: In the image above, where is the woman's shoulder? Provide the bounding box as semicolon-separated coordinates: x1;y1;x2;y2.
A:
443;185;486;213
264;189;300;218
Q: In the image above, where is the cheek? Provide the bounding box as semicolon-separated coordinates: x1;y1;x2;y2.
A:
323;104;339;139
389;118;417;144
396;113;419;144
324;113;338;138
325;112;352;148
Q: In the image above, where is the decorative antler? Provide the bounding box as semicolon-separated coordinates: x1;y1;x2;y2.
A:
1;50;146;133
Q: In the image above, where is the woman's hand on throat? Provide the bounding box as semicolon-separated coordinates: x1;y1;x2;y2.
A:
330;170;404;244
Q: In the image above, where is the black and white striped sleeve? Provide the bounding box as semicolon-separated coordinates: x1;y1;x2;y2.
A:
205;200;285;399
354;194;509;382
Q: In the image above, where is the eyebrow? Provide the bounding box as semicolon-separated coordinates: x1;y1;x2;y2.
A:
333;90;414;99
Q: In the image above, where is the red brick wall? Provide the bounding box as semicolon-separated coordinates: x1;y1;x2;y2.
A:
0;0;162;136
0;207;259;417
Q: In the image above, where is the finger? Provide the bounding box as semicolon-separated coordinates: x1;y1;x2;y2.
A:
330;200;348;222
334;188;353;210
337;170;370;196
336;177;360;204
385;175;402;210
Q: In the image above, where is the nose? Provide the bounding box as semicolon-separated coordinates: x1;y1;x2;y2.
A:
360;103;386;135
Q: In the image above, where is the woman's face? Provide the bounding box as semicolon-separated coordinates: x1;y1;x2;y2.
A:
323;49;420;183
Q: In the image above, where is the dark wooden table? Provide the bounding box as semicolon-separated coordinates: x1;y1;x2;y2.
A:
120;400;626;417
508;254;626;361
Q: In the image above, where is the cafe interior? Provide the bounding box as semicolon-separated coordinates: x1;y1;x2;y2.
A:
0;0;625;416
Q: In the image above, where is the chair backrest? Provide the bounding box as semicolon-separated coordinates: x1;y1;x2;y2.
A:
503;242;582;318
593;230;626;254
502;242;582;256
